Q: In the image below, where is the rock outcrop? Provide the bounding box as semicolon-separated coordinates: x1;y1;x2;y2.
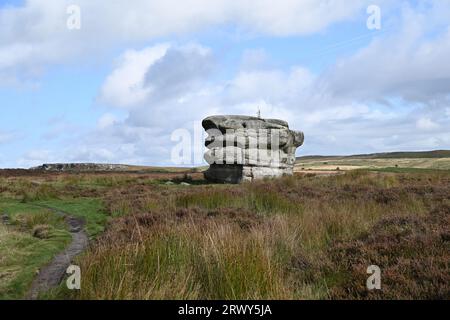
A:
30;163;130;172
202;115;304;183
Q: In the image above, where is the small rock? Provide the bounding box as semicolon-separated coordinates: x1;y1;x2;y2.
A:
32;225;51;239
180;182;191;186
1;214;9;225
69;225;82;233
165;181;175;185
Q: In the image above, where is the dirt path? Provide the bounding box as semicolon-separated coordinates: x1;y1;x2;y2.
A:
26;209;88;300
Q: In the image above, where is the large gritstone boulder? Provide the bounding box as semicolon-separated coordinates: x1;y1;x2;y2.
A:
202;115;304;183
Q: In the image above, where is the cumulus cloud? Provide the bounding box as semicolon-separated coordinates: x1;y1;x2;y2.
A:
99;43;217;131
17;149;53;168
324;2;450;103
99;44;170;108
63;2;450;165
0;0;368;83
99;44;215;109
90;25;450;164
223;67;315;106
5;1;450;167
97;113;118;130
143;44;214;103
65;43;308;166
416;117;440;131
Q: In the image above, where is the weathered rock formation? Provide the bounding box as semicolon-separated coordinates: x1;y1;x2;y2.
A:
30;163;130;172
202;115;304;183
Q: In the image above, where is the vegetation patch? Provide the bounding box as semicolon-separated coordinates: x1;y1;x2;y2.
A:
329;204;450;299
60;170;449;299
0;201;71;299
1;168;449;300
33;198;108;237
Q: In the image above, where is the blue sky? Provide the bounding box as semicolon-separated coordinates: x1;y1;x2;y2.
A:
1;0;449;168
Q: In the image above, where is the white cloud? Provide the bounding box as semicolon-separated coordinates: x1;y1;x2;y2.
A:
416;117;440;130
224;67;315;106
143;44;214;104
65;11;450;165
98;44;169;107
6;1;450;167
97;113;118;129
17;149;53;167
99;43;215;109
324;2;450;103
235;0;369;36
67;147;116;163
0;0;368;82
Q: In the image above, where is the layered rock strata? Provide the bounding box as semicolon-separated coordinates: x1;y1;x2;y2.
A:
202;115;304;183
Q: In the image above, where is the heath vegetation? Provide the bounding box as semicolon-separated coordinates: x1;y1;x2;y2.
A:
0;169;448;299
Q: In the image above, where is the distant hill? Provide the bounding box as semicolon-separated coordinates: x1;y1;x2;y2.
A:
29;163;198;173
297;150;450;161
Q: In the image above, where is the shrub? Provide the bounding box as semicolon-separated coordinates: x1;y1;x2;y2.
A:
32;224;52;239
12;211;63;231
64;170;449;300
21;184;59;202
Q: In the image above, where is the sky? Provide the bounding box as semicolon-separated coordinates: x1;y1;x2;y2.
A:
0;0;449;168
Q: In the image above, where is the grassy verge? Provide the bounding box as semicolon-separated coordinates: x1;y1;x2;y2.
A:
0;199;71;299
2;169;448;300
0;195;108;299
33;198;108;237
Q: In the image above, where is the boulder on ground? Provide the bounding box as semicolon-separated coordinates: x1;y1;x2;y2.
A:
202;115;304;183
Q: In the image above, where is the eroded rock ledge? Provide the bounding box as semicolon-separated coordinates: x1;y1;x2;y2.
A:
30;163;130;172
202;115;304;183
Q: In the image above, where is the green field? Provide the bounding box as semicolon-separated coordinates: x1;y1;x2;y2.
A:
0;187;109;299
296;150;450;172
0;200;71;299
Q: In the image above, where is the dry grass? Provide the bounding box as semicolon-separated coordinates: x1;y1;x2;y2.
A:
1;168;448;299
59;170;450;300
0;208;71;299
296;157;450;171
329;203;450;299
